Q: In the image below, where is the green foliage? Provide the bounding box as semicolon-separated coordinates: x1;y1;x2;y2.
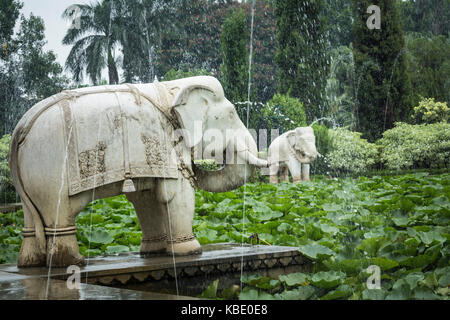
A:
162;68;212;81
220;8;250;108
406;34;450;106
323;0;353;48
74;195;142;256
274;0;330;122
311;124;332;175
156;0;277;104
0;12;68;136
325;46;357;129
1;173;449;300
0;210;23;264
263;93;307;134
193;159;221;171
196;173;448;300
398;0;450;36
353;0;413;142
378;122;450;170
411;98;449;124
0;0;22;59
0;134;16;203
17;14;69;100
327;128;379;174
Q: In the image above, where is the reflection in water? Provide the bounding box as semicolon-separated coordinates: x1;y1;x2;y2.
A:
0;277;191;300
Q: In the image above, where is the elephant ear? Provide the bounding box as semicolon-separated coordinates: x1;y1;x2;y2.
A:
171;83;216;148
287;131;299;150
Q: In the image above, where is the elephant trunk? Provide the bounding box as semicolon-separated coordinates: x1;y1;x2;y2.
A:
193;159;254;193
194;131;267;193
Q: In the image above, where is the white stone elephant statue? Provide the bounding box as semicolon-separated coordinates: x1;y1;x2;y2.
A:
268;127;318;183
9;76;268;267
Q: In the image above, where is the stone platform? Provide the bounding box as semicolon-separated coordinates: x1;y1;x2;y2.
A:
0;243;311;299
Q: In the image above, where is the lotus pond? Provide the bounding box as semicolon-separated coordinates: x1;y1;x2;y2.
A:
1;172;449;300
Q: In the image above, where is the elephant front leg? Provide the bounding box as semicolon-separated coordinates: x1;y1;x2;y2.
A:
156;177;202;256
301;163;311;181
126;190;167;255
287;157;302;184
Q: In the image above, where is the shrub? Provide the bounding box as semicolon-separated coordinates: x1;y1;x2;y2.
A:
0;134;16;203
263;93;307;134
327;128;378;174
411;98;449;124
378;122;450;170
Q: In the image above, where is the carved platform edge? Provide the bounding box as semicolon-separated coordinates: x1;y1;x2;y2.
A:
87;250;311;286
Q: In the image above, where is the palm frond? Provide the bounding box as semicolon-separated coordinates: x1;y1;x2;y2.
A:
85;36;108;84
65;35;107;83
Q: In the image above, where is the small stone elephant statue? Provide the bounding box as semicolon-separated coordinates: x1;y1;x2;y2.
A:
268;127;318;183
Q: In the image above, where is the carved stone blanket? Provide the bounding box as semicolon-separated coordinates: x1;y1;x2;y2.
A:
60;84;180;196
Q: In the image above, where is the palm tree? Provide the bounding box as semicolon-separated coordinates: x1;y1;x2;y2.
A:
62;0;120;85
117;0;175;83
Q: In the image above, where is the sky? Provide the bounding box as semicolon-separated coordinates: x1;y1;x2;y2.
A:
20;0;91;67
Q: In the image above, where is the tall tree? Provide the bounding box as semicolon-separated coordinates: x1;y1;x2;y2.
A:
220;8;250;107
398;0;450;36
0;0;22;59
16;14;68;100
249;0;277;104
117;0;178;83
406;34;450;105
353;0;413;142
323;0;354;48
62;0;120;85
0;13;68;136
274;0;330;123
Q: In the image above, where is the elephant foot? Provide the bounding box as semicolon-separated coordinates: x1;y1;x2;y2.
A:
18;232;47;267
167;234;202;256
140;235;167;256
292;177;301;184
45;231;85;268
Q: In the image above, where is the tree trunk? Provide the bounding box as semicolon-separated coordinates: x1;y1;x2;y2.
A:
108;48;119;85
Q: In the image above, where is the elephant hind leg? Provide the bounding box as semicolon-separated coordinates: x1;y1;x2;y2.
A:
280;166;290;182
43;196;87;268
46;230;85;268
269;164;279;184
126;190;167;255
18;205;46;267
18;201;85;268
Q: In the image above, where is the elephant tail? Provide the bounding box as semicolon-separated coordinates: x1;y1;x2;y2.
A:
9;112;47;258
